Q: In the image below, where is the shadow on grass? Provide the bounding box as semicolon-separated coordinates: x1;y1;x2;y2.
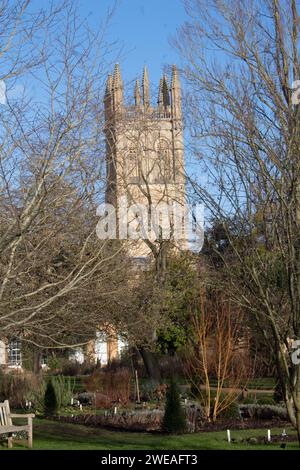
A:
1;419;299;451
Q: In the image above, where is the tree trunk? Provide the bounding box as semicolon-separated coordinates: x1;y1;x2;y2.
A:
139;347;161;381
33;349;42;375
296;409;300;446
286;394;297;428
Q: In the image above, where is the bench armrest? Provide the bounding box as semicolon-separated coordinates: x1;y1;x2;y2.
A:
10;413;35;418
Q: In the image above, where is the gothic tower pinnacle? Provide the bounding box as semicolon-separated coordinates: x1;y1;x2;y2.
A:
142;65;150;110
113;63;123;112
171;64;181;121
134;79;141;108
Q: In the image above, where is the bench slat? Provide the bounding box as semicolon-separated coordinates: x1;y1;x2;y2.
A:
0;425;29;434
0;404;9;426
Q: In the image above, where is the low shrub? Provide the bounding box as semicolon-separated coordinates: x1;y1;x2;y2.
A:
0;370;40;408
256;396;276;406
185;404;207;431
218;401;241;420
193;390;241;421
242;397;257;405
153;383;168;401
52;375;75;408
139;381;168;402
60;360;83;377
54;409;164;432
24;378;46;412
239;404;288;421
84;368;132;406
61;360;97;376
47;356;98;376
77;392;94;405
140;380;159;402
95;392;113;408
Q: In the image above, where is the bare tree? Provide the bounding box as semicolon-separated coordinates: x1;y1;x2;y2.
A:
186;290;250;422
175;0;300;440
0;1;128;348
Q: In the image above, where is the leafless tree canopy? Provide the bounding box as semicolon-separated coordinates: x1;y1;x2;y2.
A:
175;0;300;438
0;0;133;347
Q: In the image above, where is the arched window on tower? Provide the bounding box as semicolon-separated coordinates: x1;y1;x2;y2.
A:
126;144;140;183
155;139;173;183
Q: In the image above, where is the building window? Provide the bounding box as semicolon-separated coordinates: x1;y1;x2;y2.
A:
8;338;22;367
95;332;108;366
69;348;84;364
153;139;173;183
0;340;6;365
126;144;140;183
117;336;127;356
40;353;49;369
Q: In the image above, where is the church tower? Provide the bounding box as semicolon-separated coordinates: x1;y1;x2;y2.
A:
104;64;186;257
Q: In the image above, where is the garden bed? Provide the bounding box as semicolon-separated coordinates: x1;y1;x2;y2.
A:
51;412;290;435
52;409;164;432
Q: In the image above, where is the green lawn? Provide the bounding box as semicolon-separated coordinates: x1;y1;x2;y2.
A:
1;420;299;450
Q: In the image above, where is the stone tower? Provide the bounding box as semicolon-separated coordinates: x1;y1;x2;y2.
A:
104;64;186;257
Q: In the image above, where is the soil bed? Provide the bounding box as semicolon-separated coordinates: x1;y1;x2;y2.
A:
52;413;290;434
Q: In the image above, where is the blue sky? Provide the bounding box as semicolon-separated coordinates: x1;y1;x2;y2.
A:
4;0;187;104
4;0;187;107
78;0;187;87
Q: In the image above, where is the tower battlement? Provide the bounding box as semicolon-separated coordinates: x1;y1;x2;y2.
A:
104;64;182;123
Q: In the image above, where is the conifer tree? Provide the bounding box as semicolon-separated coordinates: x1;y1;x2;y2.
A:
44;380;58;416
162;379;187;434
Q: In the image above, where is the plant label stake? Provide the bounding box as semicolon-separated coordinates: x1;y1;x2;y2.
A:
227;429;231;443
267;429;271;442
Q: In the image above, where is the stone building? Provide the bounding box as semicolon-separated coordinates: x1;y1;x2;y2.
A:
103;63;186;257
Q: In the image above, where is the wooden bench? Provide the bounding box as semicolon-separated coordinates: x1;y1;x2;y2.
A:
0;400;35;448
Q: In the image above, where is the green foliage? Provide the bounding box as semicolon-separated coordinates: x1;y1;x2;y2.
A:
44;380;58;416
218;401;241;420
51;375;75;409
25;380;46;413
241;396;257;405
256;396;276;406
43;376;75;416
161;380;187;434
157;253;200;354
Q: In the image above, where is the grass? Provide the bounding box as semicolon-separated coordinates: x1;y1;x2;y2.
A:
0;419;299;450
208;377;275;391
